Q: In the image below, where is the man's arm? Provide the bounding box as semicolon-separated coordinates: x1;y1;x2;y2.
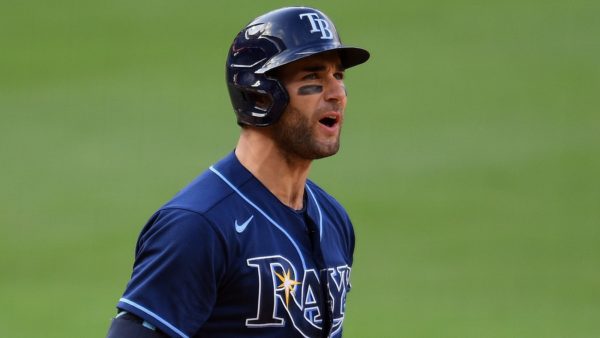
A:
106;312;169;338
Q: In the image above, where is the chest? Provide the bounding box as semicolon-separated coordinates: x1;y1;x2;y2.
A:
206;207;351;337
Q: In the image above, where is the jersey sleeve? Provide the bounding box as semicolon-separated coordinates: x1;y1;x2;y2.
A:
117;208;228;338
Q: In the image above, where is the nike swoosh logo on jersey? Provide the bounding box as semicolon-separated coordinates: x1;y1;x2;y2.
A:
235;215;254;233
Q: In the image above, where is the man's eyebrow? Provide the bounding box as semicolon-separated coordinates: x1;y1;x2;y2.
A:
301;63;345;72
302;65;326;72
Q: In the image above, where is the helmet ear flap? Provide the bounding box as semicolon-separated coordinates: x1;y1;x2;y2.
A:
267;78;289;124
226;27;289;126
227;74;289;127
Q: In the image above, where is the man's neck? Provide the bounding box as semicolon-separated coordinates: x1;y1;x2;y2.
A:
235;130;311;210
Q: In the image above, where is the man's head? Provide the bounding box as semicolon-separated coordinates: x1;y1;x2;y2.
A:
226;6;370;127
270;50;347;159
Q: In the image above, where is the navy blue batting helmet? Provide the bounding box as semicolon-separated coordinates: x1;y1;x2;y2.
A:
226;7;370;127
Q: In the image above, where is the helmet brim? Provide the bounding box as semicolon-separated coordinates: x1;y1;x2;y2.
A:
255;45;370;74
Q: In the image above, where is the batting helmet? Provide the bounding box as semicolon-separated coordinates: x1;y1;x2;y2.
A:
226;7;370;127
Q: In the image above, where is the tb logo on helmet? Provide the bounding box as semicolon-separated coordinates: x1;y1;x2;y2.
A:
299;13;334;39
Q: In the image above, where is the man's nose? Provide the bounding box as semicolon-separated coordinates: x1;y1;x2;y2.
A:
324;77;346;102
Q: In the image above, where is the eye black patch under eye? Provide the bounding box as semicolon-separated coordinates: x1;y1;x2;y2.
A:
297;85;323;95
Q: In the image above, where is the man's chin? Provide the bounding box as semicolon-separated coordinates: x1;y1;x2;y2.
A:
311;142;340;159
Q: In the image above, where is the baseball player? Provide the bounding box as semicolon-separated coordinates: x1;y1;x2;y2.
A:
106;6;369;338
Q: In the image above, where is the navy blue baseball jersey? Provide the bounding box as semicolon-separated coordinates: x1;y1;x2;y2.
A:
116;152;355;338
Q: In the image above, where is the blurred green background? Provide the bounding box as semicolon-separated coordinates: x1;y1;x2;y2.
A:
1;0;598;337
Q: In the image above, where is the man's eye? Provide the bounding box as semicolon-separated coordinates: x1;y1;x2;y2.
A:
303;73;318;80
334;72;345;80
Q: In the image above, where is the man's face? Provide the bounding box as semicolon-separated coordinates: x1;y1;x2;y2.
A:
270;51;347;160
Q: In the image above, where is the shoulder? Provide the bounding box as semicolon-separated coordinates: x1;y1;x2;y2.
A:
160;170;238;215
306;179;350;218
160;152;253;215
139;152;257;243
306;179;354;238
306;179;356;262
136;208;228;259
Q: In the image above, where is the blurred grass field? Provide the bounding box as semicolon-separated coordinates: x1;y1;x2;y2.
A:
1;0;599;337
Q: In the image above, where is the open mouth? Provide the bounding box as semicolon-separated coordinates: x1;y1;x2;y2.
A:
319;116;338;128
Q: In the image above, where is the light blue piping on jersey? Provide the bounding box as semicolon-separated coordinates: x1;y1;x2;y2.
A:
119;297;189;338
305;185;323;241
210;166;325;271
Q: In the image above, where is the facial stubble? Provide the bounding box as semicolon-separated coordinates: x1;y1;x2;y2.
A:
272;106;341;161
